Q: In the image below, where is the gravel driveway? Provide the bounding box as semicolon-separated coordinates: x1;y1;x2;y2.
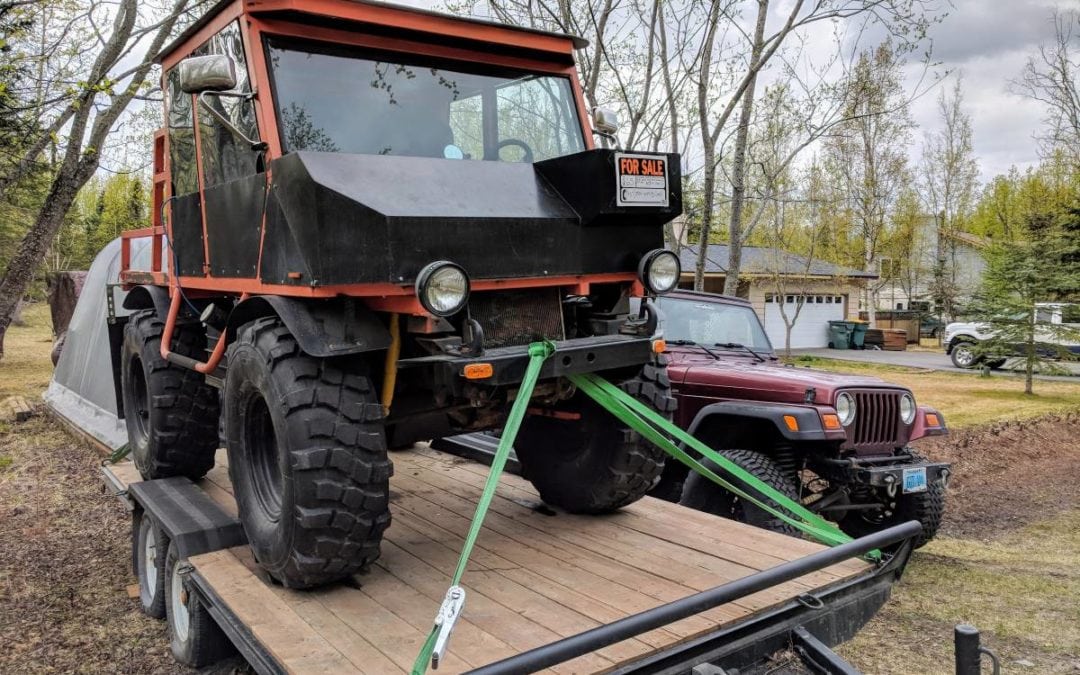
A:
794;347;1080;381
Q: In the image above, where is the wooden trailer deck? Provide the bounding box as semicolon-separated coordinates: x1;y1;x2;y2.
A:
108;446;873;674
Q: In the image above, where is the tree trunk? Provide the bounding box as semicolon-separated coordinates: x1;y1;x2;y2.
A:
723;0;769;297
0;170;91;357
694;141;717;291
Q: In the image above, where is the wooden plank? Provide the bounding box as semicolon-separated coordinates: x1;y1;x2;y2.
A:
386;511;656;664
401;449;868;581
191;549;362;674
108;460;144;488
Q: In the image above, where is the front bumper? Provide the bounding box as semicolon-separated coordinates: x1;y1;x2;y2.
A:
397;334;654;395
822;451;951;490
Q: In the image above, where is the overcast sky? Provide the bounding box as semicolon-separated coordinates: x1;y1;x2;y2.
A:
906;0;1067;182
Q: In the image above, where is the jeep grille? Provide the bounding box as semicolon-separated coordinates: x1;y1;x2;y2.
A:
469;288;566;349
848;390;902;451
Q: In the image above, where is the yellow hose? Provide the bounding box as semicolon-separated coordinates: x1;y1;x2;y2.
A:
381;313;401;416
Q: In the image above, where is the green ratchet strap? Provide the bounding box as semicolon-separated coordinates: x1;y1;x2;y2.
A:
567;373;862;552
411;340;555;675
106;443;131;465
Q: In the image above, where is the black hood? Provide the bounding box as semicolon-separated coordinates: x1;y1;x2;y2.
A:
259;148;682;286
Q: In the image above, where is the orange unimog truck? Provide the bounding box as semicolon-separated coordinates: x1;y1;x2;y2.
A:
116;0;683;591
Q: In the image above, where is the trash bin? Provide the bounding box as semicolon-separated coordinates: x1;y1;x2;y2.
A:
828;320;853;349
850;321;869;349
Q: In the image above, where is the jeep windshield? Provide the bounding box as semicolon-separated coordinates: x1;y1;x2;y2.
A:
656;296;774;355
267;39;586;162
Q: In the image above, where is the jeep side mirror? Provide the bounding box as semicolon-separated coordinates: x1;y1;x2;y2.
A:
592;107;620;135
179;54;238;94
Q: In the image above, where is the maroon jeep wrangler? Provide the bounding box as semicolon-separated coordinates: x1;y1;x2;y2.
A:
644;290;950;547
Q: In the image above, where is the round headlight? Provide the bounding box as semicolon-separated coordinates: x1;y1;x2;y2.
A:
415;261;469;317
900;393;916;425
835;392;856;426
639;249;681;294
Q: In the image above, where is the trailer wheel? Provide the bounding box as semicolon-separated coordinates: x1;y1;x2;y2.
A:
164;542;234;668
515;354;674;514
132;510;167;619
224;318;392;588
679;449;801;537
121;309;220;480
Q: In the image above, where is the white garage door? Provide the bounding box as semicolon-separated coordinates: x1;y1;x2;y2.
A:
763;294;846;349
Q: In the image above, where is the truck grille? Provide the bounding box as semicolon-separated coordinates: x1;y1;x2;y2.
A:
849;390;902;451
469;288;565;349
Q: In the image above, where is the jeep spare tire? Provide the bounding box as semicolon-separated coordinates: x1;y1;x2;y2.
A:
224;318;392;588
515;354;675;513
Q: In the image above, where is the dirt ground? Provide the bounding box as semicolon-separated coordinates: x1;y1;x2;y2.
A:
1;303;1078;674
0;413;185;674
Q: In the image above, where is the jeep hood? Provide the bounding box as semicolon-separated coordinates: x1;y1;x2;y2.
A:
670;353;909;405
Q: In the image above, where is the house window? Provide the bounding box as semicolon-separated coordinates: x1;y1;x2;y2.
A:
765;294;774;303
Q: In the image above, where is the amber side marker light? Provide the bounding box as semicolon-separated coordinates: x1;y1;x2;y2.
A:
926;413;941;427
463;363;493;379
782;415;799;432
653;339;667;353
822;414;842;430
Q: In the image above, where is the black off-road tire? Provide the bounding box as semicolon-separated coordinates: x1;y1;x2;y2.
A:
679;449;801;537
164;542;235;668
224;318;392;589
841;452;946;549
515;353;675;514
121;309;220;480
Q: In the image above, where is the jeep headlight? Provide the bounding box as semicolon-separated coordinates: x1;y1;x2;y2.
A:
900;393;916;425
416;261;469;317
639;248;681;294
835;392;856;426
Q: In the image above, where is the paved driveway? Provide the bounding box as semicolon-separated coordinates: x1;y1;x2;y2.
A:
793;347;1080;381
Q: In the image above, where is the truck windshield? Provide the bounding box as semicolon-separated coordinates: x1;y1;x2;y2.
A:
656;297;774;354
266;39;586;162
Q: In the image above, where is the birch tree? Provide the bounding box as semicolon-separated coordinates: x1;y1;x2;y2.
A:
0;0;202;358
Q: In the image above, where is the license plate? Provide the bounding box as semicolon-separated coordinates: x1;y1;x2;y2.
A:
902;467;928;494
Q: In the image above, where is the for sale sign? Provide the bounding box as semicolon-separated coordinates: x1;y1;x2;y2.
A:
615;152;669;207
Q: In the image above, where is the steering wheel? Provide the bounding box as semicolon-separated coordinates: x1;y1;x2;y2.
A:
497;138;534;163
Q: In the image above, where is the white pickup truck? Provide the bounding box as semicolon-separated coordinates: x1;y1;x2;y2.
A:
944;303;1080;369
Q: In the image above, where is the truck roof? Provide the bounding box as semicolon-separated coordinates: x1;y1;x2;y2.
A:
156;0;589;64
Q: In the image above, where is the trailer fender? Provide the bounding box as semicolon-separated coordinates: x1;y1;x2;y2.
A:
122;284;171;319
686;402;831;444
226;296;392;358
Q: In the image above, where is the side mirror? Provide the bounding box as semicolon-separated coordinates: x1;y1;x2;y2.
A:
179;54;237;94
592;107;620;135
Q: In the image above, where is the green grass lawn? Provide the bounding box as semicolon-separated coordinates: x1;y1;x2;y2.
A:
790;355;1080;428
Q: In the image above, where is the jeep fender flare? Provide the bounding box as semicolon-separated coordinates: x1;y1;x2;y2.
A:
686;401;831;443
225;296;393;358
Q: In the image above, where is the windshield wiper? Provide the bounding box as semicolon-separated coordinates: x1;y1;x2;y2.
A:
714;342;769;362
669;339;722;359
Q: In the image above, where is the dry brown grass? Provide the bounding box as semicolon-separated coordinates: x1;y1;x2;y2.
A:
0;303;55;401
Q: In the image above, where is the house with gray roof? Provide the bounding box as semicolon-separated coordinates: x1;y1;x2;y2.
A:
677;244;878;349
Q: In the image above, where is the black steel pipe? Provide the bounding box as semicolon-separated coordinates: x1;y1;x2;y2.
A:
467;521;922;675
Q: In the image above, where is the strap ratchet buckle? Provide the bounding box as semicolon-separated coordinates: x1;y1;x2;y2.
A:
431;585;466;669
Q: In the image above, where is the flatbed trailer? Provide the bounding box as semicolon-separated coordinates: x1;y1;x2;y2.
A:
101;443;917;674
